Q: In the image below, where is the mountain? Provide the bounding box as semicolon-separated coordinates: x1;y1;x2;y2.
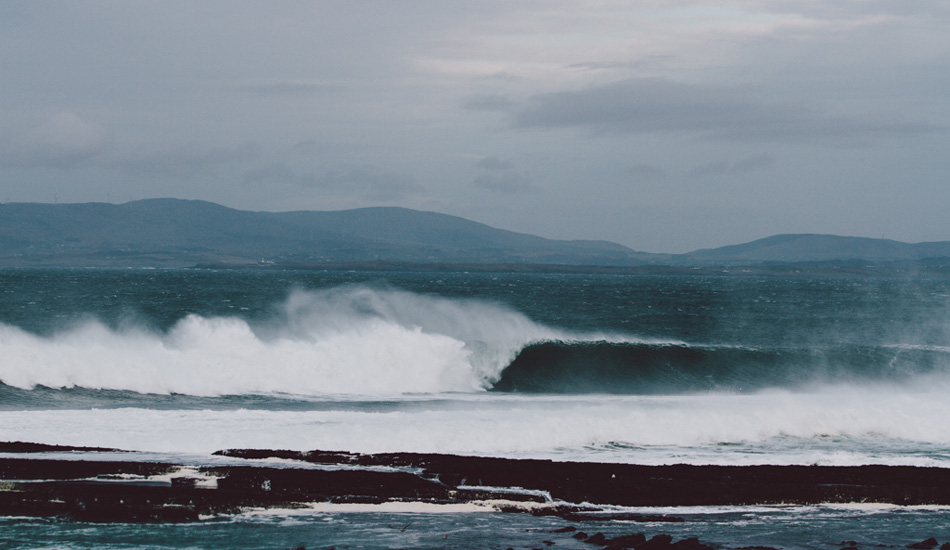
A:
2;199;948;268
0;199;651;267
679;234;950;265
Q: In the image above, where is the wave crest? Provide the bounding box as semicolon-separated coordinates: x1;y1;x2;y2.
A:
0;286;566;396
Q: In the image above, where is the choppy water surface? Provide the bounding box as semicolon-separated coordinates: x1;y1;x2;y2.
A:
3;504;950;549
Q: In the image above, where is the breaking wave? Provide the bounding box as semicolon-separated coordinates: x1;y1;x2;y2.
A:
2;286;948;397
0;286;569;396
494;341;950;393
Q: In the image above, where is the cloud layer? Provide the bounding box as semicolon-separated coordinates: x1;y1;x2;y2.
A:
1;1;948;252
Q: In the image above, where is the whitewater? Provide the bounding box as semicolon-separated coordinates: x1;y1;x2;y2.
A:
3;392;950;466
0;286;550;395
2;269;950;466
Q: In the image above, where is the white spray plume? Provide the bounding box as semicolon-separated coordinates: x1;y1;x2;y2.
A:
0;286;571;396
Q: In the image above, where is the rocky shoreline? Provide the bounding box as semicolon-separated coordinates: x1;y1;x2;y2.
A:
4;442;950;549
215;448;950;508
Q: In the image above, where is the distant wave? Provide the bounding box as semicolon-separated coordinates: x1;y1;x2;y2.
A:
2;286;949;397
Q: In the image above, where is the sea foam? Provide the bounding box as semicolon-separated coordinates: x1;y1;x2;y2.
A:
3;391;950;466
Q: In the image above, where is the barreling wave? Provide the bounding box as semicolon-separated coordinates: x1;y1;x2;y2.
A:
2;285;949;397
492;341;950;394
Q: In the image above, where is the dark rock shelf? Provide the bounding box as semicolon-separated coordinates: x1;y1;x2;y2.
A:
220;448;950;507
5;443;950;525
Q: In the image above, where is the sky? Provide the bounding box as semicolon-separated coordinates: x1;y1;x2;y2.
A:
1;1;948;253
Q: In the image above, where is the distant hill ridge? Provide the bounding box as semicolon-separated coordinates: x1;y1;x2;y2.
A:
0;198;649;266
1;199;948;267
685;234;950;264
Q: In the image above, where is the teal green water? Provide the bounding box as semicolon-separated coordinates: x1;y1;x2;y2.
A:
2;268;949;398
3;268;950;548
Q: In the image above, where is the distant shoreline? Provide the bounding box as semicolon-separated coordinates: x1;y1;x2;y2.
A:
3;259;950;278
196;259;950;278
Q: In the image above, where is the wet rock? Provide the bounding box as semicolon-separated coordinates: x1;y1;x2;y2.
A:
170;477;199;489
638;534;675;550
69;501;199;523
219;448;950;507
602;532;646;549
14;443;950;539
940;544;950;550
671;537;714;550
0;441;124;453
551;526;576;533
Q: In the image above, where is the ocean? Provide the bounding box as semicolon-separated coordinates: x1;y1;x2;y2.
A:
2;268;950;548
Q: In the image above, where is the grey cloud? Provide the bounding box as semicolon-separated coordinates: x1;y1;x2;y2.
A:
302;167;423;202
116;142;260;177
472;172;538;194
293;140;319;152
566;56;674;72
463;94;519;113
1;1;948;253
566;61;640;71
733;153;775;172
688;161;732;179
481;72;523;82
688;154;776;179
762;0;950;20
476;156;515;170
513;78;751;134
292;140;376;156
1;112;108;169
625;163;669;182
512;78;937;142
244;163;297;187
233;81;344;97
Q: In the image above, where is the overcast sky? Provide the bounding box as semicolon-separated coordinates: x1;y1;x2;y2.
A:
1;1;948;253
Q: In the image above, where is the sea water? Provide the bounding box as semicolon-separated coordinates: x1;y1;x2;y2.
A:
2;268;950;548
